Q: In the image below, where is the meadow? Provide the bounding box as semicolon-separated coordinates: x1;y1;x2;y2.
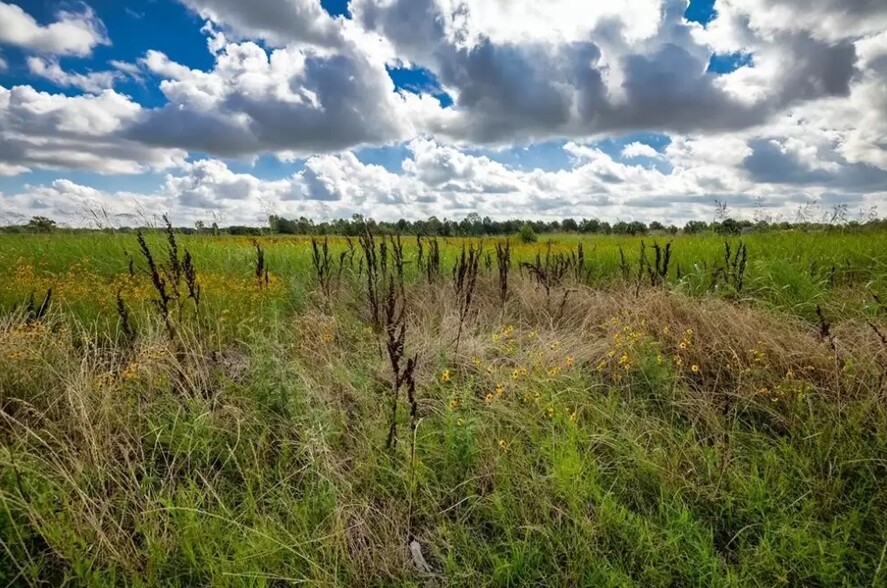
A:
1;228;886;586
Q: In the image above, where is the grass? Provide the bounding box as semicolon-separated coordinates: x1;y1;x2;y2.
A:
1;229;886;586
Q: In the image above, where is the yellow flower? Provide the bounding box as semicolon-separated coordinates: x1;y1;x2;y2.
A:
568;410;577;422
679;341;688;350
449;398;461;410
549;341;561;351
657;354;664;365
457;418;464;427
565;356;575;368
546;405;555;418
440;369;451;383
122;362;140;381
498;439;508;450
485;393;495;404
690;364;700;373
673;356;683;367
495;383;506;397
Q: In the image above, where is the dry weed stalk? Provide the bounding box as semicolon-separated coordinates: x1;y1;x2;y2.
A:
253;239;269;288
496;239;511;304
714;240;748;293
452;242;481;352
24;288;52;324
312;236;333;296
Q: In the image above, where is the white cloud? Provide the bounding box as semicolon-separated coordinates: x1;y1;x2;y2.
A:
128;40;446;158
178;0;344;48
3;137;885;227
622;142;661;159
109;59;142;77
0;84;187;175
27;57;119;93
1;0;886;224
0;2;108;56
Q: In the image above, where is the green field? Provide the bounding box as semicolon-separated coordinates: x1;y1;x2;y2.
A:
1;229;886;586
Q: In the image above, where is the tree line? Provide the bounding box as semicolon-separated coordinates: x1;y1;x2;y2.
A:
3;213;886;238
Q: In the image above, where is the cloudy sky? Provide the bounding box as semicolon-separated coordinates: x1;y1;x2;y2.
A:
0;0;885;227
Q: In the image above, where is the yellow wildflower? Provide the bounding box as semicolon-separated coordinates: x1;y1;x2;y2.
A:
440;369;451;383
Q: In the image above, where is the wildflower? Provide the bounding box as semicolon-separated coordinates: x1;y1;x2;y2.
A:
679;341;688;350
485;393;495;404
550;341;561;351
457;418;464;427
607;350;616;359
498;439;508;450
495;383;506;397
546;405;555;418
449;398;461;410
690;364;700;374
568;410;577;422
492;333;501;343
673;356;683;367
122;362;140;382
565;356;575;368
471;355;482;366
547;366;561;377
528;329;538;339
440;369;451;384
657;354;663;365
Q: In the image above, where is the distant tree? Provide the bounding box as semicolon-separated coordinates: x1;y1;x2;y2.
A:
684;220;709;234
26;216;57;233
715;218;742;236
561;218;579;232
518;223;537;243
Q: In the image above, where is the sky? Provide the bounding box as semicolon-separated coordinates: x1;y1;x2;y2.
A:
0;0;886;227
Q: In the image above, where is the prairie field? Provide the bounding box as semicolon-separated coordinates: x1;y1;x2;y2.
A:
1;229;887;586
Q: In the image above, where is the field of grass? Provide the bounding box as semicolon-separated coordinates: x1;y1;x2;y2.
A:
1;229;886;586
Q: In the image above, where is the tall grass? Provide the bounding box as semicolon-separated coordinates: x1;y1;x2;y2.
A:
1;229;886;585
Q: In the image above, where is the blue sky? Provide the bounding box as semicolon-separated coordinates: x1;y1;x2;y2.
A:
0;0;884;225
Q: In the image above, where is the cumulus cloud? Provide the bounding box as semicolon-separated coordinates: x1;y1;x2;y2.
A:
27;57;121;93
1;0;886;224
352;0;862;145
622;142;662;158
0;85;186;175
0;2;108;56
177;0;344;48
127;40;445;158
4;137;885;227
